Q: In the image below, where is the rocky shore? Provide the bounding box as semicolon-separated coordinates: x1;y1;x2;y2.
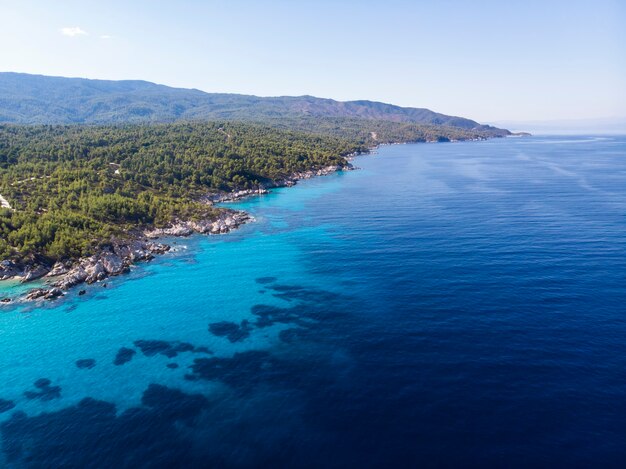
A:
0;210;252;303
207;164;354;203
0;163;353;303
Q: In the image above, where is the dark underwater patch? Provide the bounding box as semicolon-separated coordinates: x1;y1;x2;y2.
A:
133;340;204;358
1;384;209;467
34;378;51;388
141;384;208;420
250;304;306;328
0;399;15;414
208;320;252;342
76;359;96;370
24;379;61;401
113;347;136;366
184;347;339;397
166;363;179;369
185;350;272;389
255;276;277;284
279;328;306;343
267;283;340;305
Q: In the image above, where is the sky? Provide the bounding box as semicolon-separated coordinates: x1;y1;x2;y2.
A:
1;0;625;123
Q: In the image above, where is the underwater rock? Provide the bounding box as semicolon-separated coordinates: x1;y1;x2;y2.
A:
0;385;210;467
141;384;209;421
113;347;136;366
24;378;61;401
255;276;277;284
76;359;96;369
278;328;304;343
208;320;252;343
0;399;15;413
250;304;304;328
185;350;275;390
134;340;171;357
34;379;51;388
134;340;198;358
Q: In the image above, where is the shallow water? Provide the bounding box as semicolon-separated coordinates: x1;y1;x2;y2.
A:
0;136;625;467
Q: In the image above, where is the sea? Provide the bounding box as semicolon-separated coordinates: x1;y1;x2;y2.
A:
0;135;625;467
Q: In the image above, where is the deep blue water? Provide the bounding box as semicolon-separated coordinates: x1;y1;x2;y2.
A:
1;136;625;467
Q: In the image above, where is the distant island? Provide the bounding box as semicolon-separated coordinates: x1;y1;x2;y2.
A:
0;72;521;301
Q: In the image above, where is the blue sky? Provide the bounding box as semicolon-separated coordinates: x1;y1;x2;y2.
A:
1;0;625;123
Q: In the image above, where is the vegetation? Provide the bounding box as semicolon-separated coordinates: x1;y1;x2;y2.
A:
0;73;510;137
262;117;495;143
0;118;499;263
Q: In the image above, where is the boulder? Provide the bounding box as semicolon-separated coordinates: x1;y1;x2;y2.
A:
189;220;212;234
25;287;63;301
144;222;193;238
47;261;70;277
84;260;106;284
44;288;63;299
0;260;20;280
101;251;125;275
147;242;170;255
127;241;153;261
25;288;48;300
53;265;88;290
21;264;50;282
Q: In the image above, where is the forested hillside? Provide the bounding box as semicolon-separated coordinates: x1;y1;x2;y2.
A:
0;119;493;262
0;73;509;136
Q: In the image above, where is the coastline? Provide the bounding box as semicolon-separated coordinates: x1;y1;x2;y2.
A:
0;133;522;304
0;163;355;304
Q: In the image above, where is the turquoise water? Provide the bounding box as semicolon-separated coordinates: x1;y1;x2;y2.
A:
0;136;625;466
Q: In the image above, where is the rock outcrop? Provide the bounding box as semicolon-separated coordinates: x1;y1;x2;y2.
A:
144;211;251;238
206;164;352;203
24;287;63;301
47;261;71;277
51;241;169;291
0;260;21;280
21;264;50;282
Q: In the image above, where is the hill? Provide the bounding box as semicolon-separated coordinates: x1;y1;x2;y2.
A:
0;72;509;135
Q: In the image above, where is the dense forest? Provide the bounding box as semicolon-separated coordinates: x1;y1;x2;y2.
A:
0;118;498;262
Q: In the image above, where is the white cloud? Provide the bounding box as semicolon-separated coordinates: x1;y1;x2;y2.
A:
100;35;113;40
60;27;88;37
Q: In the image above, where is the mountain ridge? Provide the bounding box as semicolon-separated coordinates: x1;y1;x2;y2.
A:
0;72;509;135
